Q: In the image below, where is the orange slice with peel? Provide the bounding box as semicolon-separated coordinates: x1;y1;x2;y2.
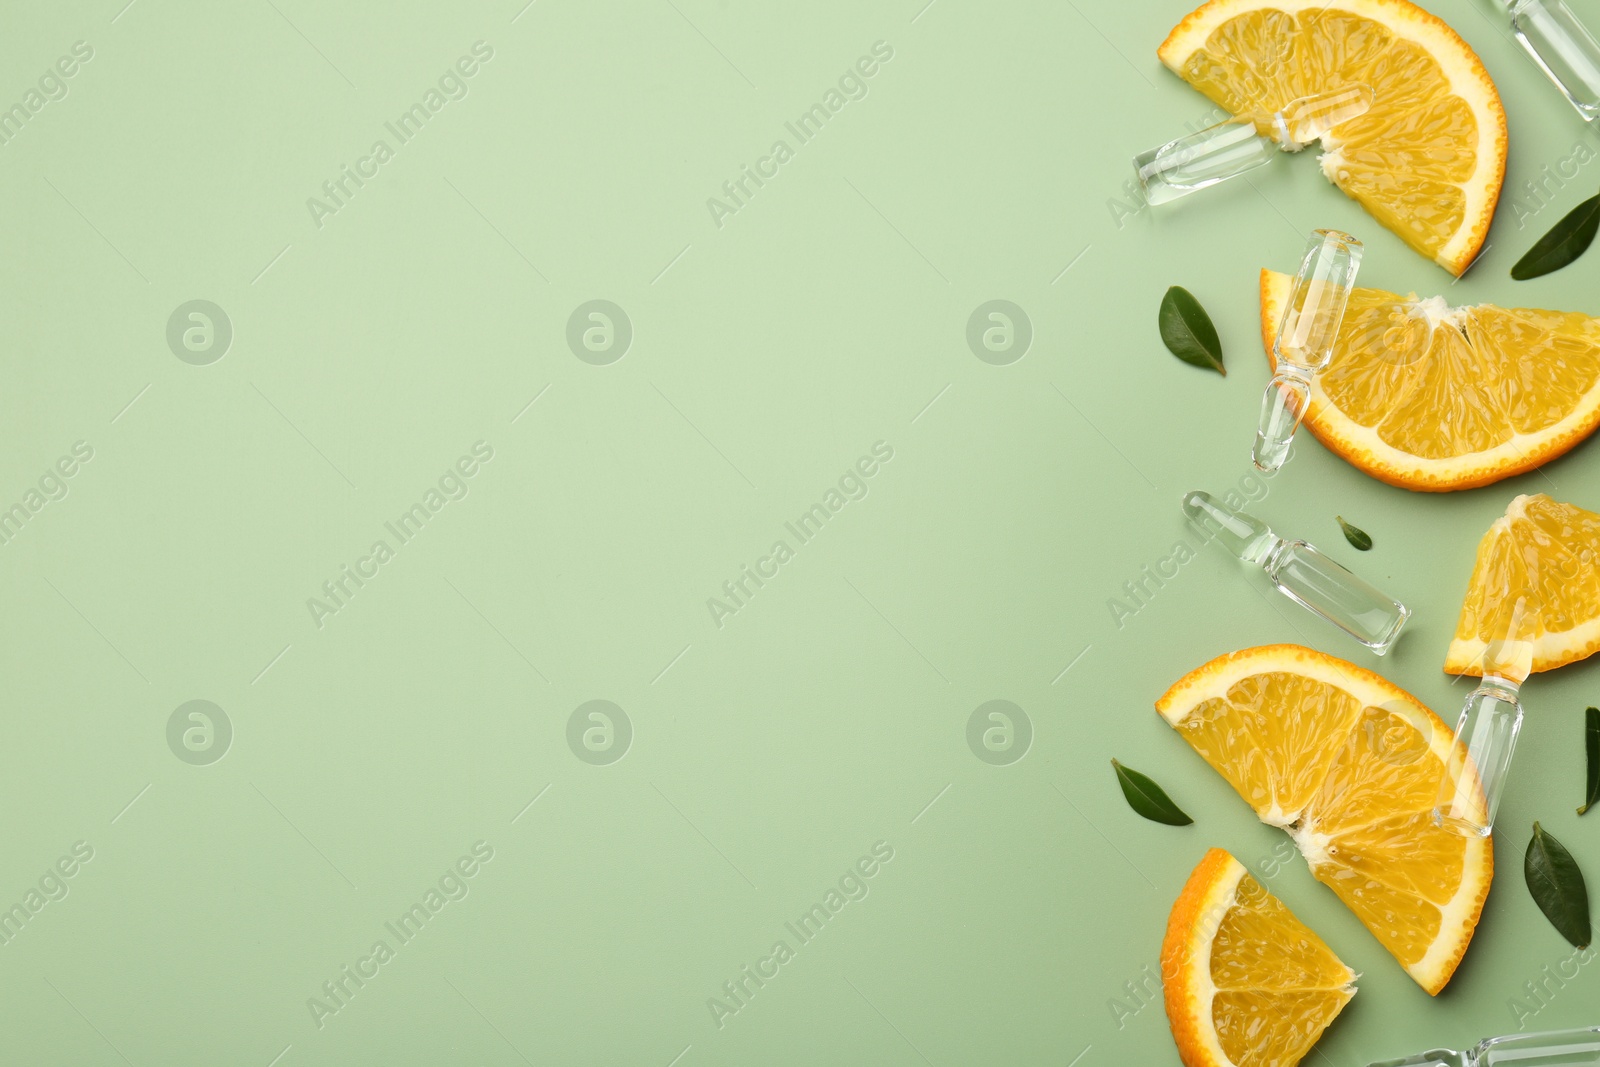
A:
1157;645;1492;994
1159;0;1506;275
1163;848;1355;1067
1260;270;1600;490
1446;493;1600;676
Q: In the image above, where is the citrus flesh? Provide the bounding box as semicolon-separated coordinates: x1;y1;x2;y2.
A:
1159;0;1506;275
1156;645;1492;994
1163;848;1355;1067
1260;270;1600;490
1446;494;1600;676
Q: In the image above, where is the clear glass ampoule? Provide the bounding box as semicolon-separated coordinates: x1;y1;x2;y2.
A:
1253;229;1363;474
1434;596;1540;838
1182;490;1410;653
1502;0;1600;122
1367;1024;1600;1066
1134;85;1374;204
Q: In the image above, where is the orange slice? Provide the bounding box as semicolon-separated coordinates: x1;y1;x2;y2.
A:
1163;848;1356;1067
1446;493;1600;675
1260;270;1600;490
1157;645;1492;993
1159;0;1506;275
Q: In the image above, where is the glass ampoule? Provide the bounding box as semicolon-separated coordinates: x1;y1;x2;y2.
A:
1368;1023;1600;1066
1183;490;1409;653
1253;229;1363;474
1434;596;1539;838
1502;0;1600;122
1134;86;1374;204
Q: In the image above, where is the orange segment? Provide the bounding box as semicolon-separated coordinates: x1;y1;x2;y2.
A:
1260;270;1600;490
1163;848;1355;1067
1446;494;1600;675
1170;674;1363;825
1159;0;1506;275
1157;645;1493;994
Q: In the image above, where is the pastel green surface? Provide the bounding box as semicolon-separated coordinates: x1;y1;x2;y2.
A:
5;0;1600;1063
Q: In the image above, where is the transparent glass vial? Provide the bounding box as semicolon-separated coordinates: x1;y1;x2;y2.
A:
1183;490;1410;654
1254;229;1363;473
1133;86;1373;204
1367;1024;1600;1066
1434;596;1539;838
1504;0;1600;122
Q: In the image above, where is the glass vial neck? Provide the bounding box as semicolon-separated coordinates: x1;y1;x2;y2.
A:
1181;490;1280;564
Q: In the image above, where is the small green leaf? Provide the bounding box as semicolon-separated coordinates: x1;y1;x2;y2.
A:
1525;821;1592;948
1511;192;1600;280
1581;707;1600;816
1159;286;1225;376
1336;516;1373;551
1112;759;1194;826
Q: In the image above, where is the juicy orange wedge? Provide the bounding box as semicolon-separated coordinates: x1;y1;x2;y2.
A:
1447;494;1600;675
1163;848;1355;1067
1157;645;1492;994
1160;0;1506;275
1261;270;1600;490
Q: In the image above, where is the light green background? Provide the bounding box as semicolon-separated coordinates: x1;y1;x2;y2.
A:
5;0;1600;1063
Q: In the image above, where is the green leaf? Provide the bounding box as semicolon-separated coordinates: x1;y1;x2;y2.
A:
1511;192;1600;280
1336;516;1372;551
1525;821;1592;948
1112;759;1194;826
1159;286;1225;376
1581;707;1600;816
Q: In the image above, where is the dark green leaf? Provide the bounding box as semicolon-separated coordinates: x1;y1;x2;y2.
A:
1159;286;1225;376
1582;707;1600;816
1511;192;1600;280
1336;516;1372;551
1112;759;1194;826
1526;821;1591;948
